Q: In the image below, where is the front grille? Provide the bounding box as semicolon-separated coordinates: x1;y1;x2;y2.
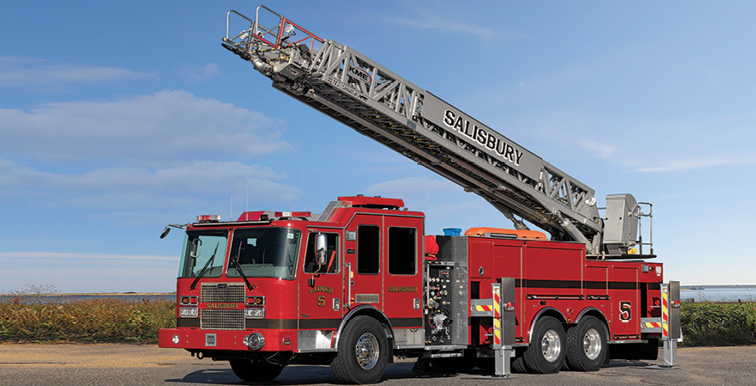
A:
201;309;245;330
201;283;245;330
201;282;245;302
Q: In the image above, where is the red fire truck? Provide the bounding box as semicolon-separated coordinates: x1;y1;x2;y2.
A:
158;5;679;383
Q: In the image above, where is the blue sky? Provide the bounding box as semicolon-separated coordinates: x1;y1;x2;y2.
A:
2;1;755;293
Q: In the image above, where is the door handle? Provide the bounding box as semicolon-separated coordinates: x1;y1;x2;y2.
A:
346;262;352;308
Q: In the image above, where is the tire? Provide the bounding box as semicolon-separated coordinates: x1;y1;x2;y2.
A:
523;316;566;374
511;353;528;373
640;337;660;360
565;316;608;371
229;358;284;382
331;316;389;384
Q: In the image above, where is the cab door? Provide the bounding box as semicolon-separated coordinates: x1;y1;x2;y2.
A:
343;215;384;310
297;229;343;350
382;215;423;329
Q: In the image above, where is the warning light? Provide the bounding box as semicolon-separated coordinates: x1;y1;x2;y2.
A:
246;296;266;306
196;215;221;222
504;302;515;312
274;211;311;218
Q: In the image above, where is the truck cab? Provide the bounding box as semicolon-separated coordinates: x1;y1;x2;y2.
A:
159;196;425;383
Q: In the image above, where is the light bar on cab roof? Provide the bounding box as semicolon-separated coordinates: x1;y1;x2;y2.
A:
196;214;222;222
274;211;311;218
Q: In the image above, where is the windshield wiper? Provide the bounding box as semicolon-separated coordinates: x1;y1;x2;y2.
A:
190;242;219;290
232;243;255;290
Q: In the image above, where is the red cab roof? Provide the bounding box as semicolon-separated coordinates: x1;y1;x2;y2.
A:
338;195;404;209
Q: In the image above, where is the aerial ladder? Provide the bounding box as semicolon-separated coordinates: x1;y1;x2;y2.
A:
222;5;653;259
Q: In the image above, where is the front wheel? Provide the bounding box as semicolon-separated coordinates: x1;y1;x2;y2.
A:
331;316;389;384
523;316;566;373
229;358;284;382
565;316;608;371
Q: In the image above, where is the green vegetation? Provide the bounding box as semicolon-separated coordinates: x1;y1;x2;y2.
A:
680;301;756;346
0;298;175;343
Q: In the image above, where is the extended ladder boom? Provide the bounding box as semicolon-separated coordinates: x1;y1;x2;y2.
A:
222;6;651;257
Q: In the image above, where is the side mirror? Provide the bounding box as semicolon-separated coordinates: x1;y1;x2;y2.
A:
160;227;171;239
315;233;328;266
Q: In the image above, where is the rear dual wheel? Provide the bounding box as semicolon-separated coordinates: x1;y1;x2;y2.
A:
523;316;566;373
565;316;608;371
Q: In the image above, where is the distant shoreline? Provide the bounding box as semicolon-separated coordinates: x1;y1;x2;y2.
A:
681;285;756;290
43;293;175;297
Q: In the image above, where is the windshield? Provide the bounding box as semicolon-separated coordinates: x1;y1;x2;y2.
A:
178;229;228;278
227;227;301;280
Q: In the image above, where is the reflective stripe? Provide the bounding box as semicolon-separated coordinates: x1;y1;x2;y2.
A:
493;286;501;346
662;287;669;337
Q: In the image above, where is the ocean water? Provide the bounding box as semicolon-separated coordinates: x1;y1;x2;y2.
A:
0;294;175;304
680;288;756;303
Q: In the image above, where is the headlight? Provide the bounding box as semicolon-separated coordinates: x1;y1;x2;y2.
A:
245;333;265;350
179;306;199;318
245;307;265;319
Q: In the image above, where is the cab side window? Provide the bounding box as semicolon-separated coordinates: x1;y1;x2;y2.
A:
357;225;380;274
388;227;416;275
304;232;339;273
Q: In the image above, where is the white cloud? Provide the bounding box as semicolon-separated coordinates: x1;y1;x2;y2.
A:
0;158;302;210
389;16;498;39
0;56;155;88
0;91;302;212
365;176;459;200
636;156;756;172
381;2;521;40
178;63;221;82
0;265;178;293
0;252;176;262
0;90;293;163
581;140;617;159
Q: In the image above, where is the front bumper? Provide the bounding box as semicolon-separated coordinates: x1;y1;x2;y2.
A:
158;328;296;352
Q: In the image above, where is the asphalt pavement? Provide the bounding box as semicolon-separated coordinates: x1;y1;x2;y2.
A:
0;343;754;385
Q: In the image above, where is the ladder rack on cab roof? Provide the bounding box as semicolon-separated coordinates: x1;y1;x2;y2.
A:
221;5;653;259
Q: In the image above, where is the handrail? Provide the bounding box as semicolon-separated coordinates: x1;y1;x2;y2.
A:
225;10;253;41
226;6;323;53
636;202;653;256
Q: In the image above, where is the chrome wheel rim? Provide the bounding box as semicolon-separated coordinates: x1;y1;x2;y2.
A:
541;330;562;362
354;332;379;370
583;328;602;360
